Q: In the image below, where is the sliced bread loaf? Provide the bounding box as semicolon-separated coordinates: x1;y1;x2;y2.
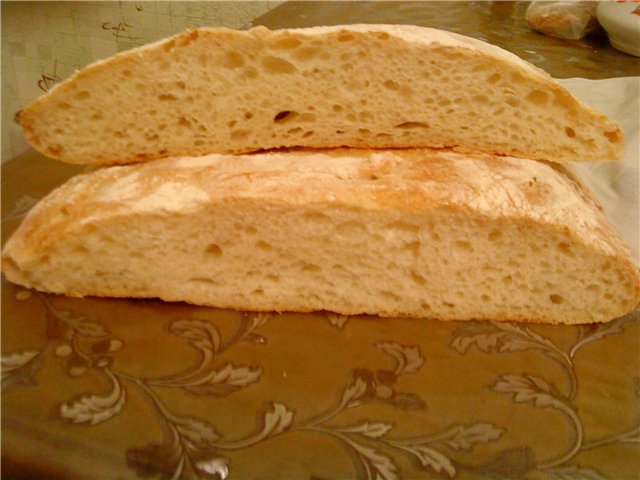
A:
19;25;622;165
2;149;638;324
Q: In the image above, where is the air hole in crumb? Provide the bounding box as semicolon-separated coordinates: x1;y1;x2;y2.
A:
338;33;354;42
262;55;296;74
274;110;298;123
383;80;400;90
387;221;419;234
158;93;177;101
604;130;619;143
488;73;501;84
564;127;576;138
302;263;321;272
223;51;245;69
205;244;222;257
256;241;272;250
406;241;420;254
188;277;218;286
303;131;314;137
381;290;401;302
454;240;472;251
243;67;259;79
558;242;574;257
273;37;302;49
394;121;429;129
251;289;265;295
303;211;330;222
481;294;491;302
526;90;548;105
244;112;253;119
299;113;316;122
488;229;502;241
549;294;564;304
333;104;343;112
230;129;250;140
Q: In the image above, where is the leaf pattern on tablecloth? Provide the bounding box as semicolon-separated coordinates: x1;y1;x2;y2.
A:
334;422;393;438
0;349;44;391
348;442;398;480
1;350;40;380
1;287;638;479
491;374;568;411
171;318;221;355
2;195;38;222
376;342;424;375
450;309;640;477
60;370;126;425
326;313;350;330
541;465;607;479
260;402;295;438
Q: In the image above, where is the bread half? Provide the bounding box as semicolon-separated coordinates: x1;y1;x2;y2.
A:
19;25;622;165
2;149;638;324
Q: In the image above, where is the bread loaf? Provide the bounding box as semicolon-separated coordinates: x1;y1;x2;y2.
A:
2;149;638;324
19;25;622;165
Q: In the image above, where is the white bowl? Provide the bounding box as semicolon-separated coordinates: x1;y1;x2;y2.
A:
597;2;640;57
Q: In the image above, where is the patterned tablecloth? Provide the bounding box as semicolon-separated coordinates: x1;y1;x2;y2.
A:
2;2;639;479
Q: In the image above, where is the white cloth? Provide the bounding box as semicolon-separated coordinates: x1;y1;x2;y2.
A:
558;76;640;262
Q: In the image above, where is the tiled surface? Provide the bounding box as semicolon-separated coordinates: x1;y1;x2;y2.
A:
1;1;283;162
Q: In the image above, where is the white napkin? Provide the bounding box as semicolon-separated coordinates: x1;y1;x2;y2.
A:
557;76;640;263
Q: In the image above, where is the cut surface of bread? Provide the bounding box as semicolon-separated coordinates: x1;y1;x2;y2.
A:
19;25;622;165
2;149;638;324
